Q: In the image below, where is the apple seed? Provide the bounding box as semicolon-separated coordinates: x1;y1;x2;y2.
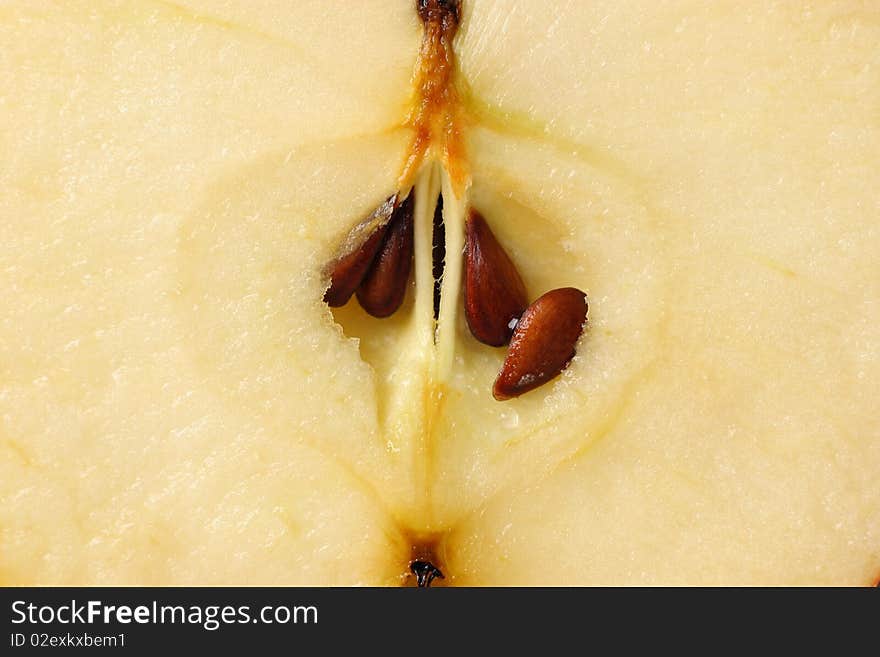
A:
324;194;398;307
493;287;589;401
356;193;415;318
463;209;529;346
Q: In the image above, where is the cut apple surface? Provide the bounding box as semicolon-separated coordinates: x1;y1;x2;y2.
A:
1;0;878;585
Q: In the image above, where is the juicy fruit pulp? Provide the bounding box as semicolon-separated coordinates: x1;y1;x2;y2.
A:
1;0;879;586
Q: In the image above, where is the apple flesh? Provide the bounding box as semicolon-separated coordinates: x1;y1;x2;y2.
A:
0;0;878;585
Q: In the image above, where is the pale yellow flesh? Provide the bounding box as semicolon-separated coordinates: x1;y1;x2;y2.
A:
1;0;878;585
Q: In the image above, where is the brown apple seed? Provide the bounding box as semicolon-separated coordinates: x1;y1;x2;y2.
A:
493;287;588;401
356;193;415;318
324;195;398;307
463;209;529;347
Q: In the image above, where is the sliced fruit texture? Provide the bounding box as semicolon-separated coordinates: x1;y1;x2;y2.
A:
1;0;878;585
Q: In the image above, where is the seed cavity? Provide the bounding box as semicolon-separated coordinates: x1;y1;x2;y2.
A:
322;0;592;401
324;194;398;307
432;196;445;321
356;193;415;317
463;209;529;347
493;287;589;401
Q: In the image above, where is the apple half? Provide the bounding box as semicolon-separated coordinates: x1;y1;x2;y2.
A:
0;0;878;585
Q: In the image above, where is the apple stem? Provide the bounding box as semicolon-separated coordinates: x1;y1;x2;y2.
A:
410;560;445;587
